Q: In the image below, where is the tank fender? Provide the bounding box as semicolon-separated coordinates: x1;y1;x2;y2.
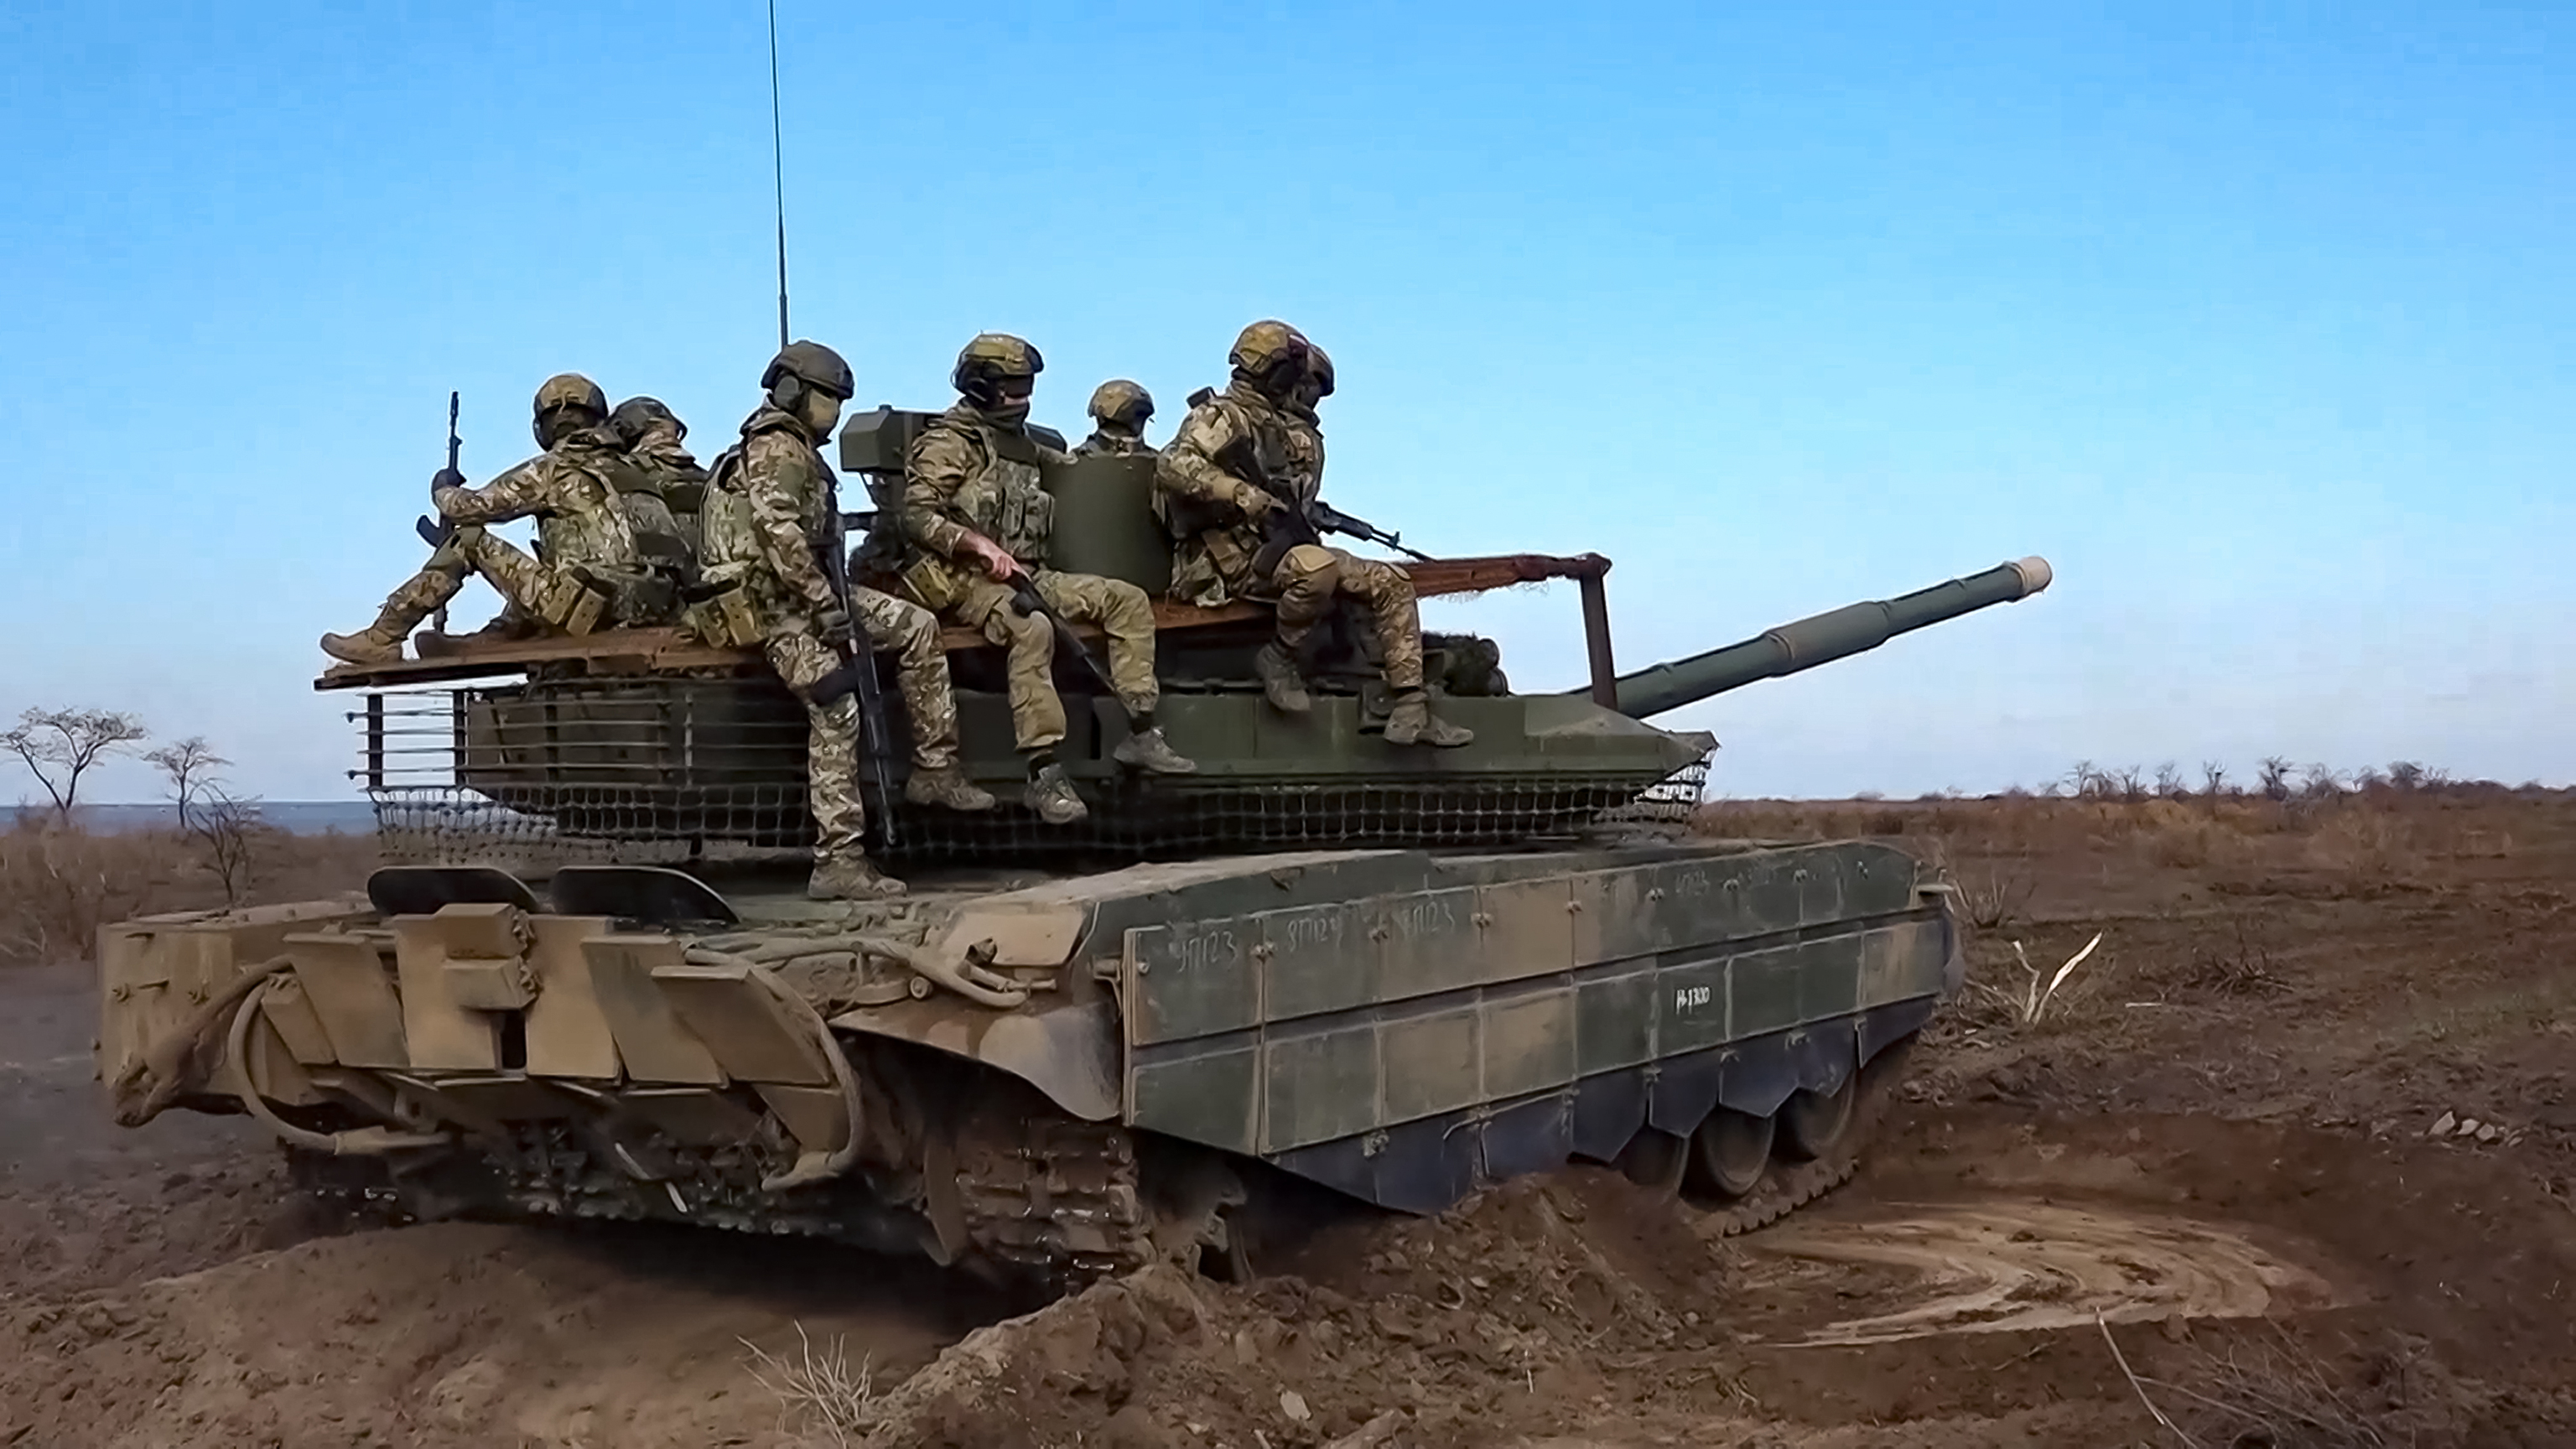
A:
828;997;1122;1122
932;901;1091;968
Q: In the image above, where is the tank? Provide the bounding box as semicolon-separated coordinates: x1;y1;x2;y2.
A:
94;417;2054;1295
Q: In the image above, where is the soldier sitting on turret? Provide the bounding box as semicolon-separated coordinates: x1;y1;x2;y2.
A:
1154;323;1472;747
321;373;675;664
895;334;1198;826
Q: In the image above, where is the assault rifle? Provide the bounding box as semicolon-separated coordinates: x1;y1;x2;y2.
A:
806;486;903;848
1308;501;1433;564
416;392;463;631
1220;434;1436;576
985;543;1130;721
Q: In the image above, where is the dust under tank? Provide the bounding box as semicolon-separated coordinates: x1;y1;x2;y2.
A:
95;406;2054;1293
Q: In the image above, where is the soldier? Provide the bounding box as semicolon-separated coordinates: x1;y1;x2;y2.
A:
1154;323;1472;747
320;372;665;663
896;333;1197;825
1072;380;1156;457
610;396;711;558
696;340;986;901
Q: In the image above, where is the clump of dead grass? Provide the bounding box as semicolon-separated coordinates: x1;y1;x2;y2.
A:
1966;932;2106;1026
1;819;376;969
0;821;192;968
2303;812;2419;880
2179;921;2289;998
741;1322;876;1449
2126;1324;2442;1448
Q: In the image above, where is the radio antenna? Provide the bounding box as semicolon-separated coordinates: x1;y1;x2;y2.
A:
767;0;790;349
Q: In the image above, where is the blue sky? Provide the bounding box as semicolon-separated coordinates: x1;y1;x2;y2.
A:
1;1;2568;802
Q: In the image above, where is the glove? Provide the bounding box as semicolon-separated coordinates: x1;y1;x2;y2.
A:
815;605;854;646
431;466;467;496
962;533;1020;581
1235;483;1283;517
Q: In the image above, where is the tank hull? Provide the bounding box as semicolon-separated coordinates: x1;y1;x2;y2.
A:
96;838;1957;1294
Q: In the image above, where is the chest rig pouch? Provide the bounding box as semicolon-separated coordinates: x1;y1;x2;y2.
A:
950;421;1055;565
680;444;768;647
901;420;1054;614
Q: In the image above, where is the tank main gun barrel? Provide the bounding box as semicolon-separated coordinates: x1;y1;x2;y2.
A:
1602;557;2054;719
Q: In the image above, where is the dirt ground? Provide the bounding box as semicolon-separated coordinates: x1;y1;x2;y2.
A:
5;787;2573;1447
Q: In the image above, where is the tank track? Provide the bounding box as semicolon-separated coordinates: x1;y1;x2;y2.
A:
947;1039;1915;1290
952;1113;1159;1295
1702;1037;1912;1237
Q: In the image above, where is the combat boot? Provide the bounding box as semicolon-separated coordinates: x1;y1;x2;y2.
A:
1025;763;1089;825
1384;690;1474;749
905;763;996;813
321;571;455;665
319;621;409;666
1254;641;1312;714
1113;724;1198;775
808;855;906;901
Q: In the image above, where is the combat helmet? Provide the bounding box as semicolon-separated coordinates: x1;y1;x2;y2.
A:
532;371;609;447
610;395;685;447
953;333;1044;409
1087;379;1154;432
1228;320;1311;402
762;340;854;402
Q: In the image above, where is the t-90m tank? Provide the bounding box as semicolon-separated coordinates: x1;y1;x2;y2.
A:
95;412;2051;1294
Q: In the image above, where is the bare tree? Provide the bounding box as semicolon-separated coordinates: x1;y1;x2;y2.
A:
2153;761;2188;799
2386;760;2426;792
2199;761;2231;797
3;707;149;826
145;736;267;905
2111;765;2149;803
2257;756;2293;802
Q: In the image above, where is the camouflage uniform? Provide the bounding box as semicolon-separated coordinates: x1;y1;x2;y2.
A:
320;374;664;664
896;335;1196;823
696;342;927;900
1156;325;1470;747
1072;379;1156;457
611;396;710;560
699;439;988;813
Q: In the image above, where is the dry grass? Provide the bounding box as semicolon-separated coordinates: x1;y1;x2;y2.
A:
2132;1326;2431;1448
740;1322;876;1449
0;824;191;969
1695;763;2549;896
0;819;376;969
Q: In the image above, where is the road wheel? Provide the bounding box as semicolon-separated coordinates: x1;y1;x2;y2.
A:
1687;1108;1774;1200
1777;1074;1857;1162
1615;1126;1689;1197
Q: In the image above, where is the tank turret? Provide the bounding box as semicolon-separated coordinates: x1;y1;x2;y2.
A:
1598;557;2054;719
318;402;2055;866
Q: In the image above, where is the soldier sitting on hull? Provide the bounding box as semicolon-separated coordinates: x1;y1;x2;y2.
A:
896;334;1198;826
1154;322;1472;748
1072;380;1156;457
611;396;711;560
321;372;671;664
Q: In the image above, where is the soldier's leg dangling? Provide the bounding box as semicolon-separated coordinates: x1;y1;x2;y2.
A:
1337;552;1473;750
969;589;1084;825
858;588;992;813
765;630;905;900
1033;571;1197;776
